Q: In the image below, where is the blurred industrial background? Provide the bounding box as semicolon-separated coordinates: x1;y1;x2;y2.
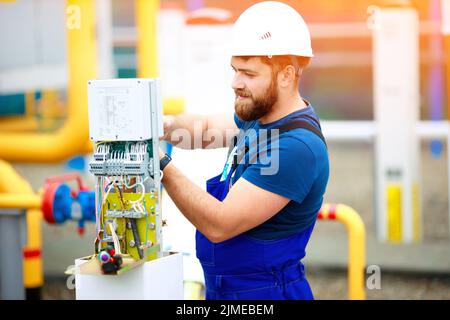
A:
1;0;450;300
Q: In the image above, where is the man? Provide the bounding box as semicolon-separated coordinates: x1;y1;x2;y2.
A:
159;1;329;300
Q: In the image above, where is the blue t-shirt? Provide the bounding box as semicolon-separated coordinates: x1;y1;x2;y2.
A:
230;103;329;240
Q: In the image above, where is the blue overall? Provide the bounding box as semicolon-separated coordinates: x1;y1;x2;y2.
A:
196;116;326;300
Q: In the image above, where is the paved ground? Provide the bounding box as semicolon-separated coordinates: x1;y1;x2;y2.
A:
41;269;450;300
308;268;450;300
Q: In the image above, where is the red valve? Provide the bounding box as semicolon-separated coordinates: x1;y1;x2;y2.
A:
41;173;89;224
41;182;60;224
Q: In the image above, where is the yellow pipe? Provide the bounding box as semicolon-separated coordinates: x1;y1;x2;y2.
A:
23;209;43;288
0;194;42;209
0;117;38;132
0;160;43;290
136;0;160;78
163;97;185;115
0;0;97;162
84;140;94;154
184;281;205;300
319;203;366;300
135;0;187;116
335;204;366;300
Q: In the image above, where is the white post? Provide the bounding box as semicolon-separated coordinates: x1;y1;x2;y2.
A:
157;5;186;100
373;5;421;243
442;0;450;35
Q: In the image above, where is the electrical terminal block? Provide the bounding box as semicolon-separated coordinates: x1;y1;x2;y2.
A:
89;142;154;176
89;161;106;175
123;153;152;175
89;144;111;175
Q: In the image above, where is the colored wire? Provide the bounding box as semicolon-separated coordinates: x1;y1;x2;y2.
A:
107;221;122;255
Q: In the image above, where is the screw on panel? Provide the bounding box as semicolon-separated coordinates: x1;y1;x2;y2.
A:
126;222;132;229
146;241;153;247
148;222;155;230
129;240;136;247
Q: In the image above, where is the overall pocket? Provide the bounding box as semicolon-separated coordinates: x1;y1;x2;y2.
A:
195;230;215;266
206;173;231;201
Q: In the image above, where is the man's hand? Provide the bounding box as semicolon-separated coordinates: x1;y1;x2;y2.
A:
161;115;175;141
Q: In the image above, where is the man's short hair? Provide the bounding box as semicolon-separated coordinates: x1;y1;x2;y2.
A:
238;55;311;78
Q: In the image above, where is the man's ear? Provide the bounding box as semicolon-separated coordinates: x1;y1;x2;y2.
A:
279;65;297;88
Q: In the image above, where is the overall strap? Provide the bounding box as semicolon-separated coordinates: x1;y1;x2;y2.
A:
277;120;327;147
289;113;322;128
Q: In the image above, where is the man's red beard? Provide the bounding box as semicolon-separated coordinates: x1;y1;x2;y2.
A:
234;76;278;122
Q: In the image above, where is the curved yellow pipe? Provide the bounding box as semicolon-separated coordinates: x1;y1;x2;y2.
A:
0;0;97;162
0;160;43;290
335;204;366;300
319;203;366;300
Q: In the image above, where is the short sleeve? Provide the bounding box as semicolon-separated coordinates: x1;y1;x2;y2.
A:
241;135;317;203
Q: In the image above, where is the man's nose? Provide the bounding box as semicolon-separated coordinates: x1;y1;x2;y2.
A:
231;73;245;91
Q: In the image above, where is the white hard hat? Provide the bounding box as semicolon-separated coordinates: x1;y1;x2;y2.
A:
231;1;313;57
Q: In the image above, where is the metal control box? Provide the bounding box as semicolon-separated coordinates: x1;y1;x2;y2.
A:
87;78;163;141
